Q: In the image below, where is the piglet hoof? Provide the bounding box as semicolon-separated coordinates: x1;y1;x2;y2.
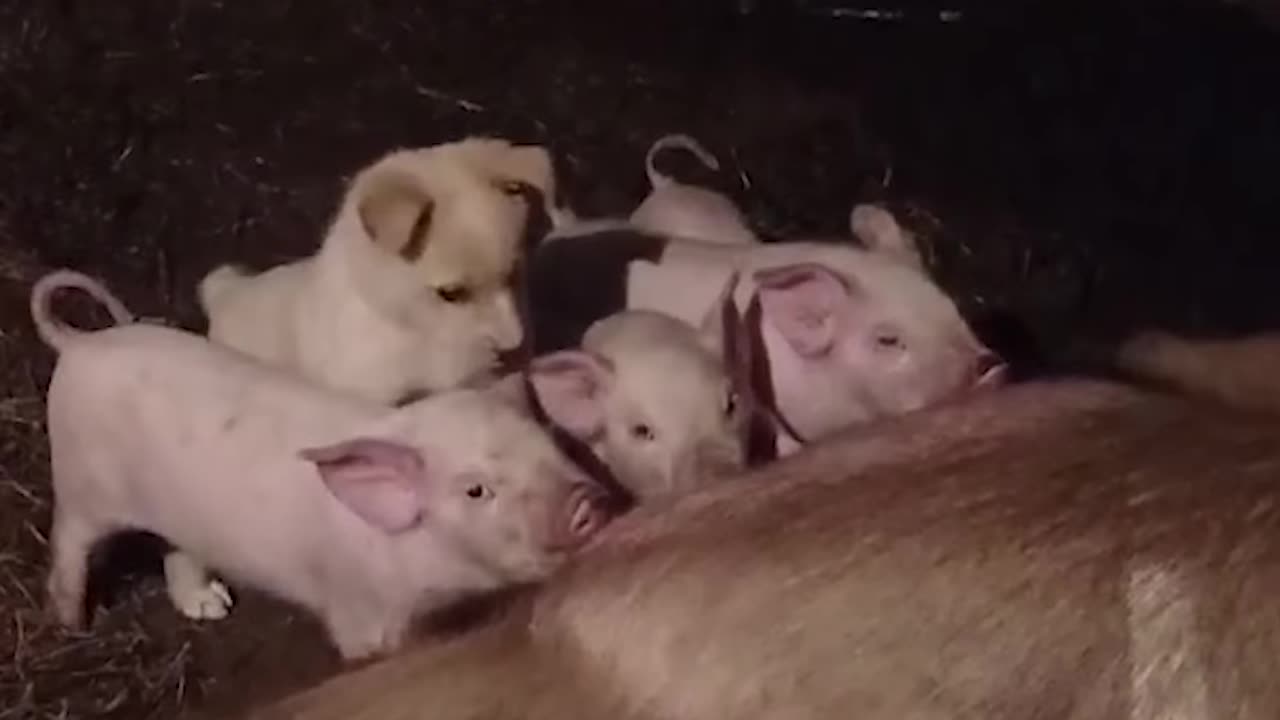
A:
170;578;234;621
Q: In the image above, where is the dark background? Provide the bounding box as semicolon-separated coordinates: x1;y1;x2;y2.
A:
1;1;1277;717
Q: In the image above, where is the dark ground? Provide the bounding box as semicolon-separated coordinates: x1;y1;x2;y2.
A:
1;0;1278;717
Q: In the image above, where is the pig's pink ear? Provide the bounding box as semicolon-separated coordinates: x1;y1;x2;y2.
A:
300;438;427;534
527;350;613;440
753;263;851;358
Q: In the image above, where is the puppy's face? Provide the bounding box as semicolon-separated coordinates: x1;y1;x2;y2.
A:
355;163;547;377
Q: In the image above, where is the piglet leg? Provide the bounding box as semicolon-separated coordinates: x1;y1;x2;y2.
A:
45;508;103;628
324;601;412;662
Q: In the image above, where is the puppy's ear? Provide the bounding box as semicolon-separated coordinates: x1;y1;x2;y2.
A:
356;170;435;261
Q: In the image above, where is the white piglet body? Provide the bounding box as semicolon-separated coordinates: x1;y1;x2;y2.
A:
33;271;611;661
47;327;396;608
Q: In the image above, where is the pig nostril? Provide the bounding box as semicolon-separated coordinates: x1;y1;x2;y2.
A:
570;502;594;536
566;490;606;541
973;352;1008;386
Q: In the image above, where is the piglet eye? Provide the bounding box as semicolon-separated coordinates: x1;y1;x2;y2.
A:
496;179;531;197
874;331;905;351
631;423;655;441
465;483;493;500
436;285;472;304
723;390;739;417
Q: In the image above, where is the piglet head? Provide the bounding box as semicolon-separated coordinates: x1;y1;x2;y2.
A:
523;349;656;495
753;261;1006;443
529;320;748;501
304;392;615;587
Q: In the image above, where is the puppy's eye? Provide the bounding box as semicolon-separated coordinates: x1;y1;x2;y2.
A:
630;423;655;442
436;285;472;304
465;483;494;501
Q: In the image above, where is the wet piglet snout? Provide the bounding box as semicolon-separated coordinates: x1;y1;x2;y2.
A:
973;351;1008;388
548;483;612;551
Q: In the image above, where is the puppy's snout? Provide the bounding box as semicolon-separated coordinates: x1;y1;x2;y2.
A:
485;297;526;355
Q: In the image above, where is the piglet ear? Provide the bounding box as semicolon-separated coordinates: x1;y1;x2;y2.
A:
753;263;852;358
300;438;427;535
849;204;923;270
526;351;613;440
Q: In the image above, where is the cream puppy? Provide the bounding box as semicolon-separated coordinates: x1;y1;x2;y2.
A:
199;137;556;407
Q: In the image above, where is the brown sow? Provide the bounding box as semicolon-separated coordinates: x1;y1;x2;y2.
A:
244;331;1280;720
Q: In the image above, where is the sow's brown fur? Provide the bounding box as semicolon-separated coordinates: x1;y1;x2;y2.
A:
245;334;1280;720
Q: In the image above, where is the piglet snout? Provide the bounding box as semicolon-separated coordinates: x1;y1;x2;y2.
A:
548;483;612;551
972;351;1008;388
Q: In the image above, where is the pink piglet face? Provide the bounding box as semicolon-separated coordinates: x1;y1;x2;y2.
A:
418;445;610;582
302;393;616;585
752;262;1005;438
